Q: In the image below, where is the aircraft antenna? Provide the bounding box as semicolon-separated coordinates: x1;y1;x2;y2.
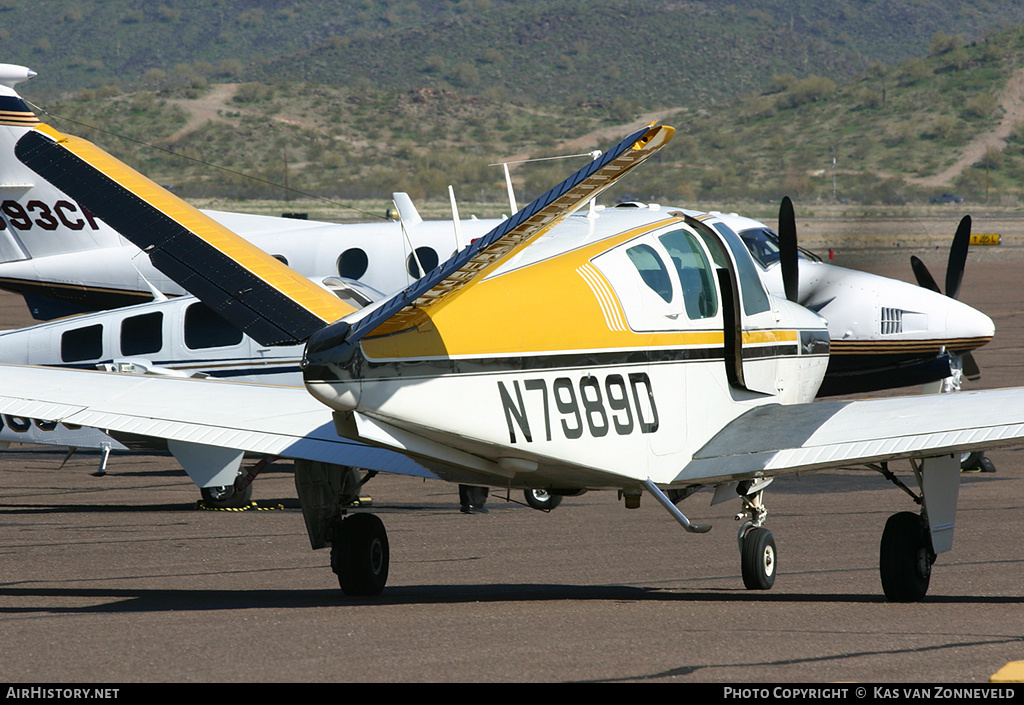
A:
491;151;603;218
392;196;427;283
129;250;168;302
448;185;465;252
502;163;517;215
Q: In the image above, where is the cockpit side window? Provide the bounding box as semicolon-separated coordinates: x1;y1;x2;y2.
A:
659;230;718;319
625;244;673;303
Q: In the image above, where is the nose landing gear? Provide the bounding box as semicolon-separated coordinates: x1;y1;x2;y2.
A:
736;478;776;590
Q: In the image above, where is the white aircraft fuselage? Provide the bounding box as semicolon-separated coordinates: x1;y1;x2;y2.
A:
303;208;831;491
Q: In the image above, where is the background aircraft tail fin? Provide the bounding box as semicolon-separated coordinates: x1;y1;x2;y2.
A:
0;65;124;264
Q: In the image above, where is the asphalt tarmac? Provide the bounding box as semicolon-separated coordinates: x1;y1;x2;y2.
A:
1;250;1023;684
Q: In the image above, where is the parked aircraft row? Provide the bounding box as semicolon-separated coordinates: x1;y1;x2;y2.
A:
0;64;1015;602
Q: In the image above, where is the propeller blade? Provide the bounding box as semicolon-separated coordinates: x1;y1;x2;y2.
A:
778;196;799;303
945;215;971;300
961;351;981;381
910;255;941;294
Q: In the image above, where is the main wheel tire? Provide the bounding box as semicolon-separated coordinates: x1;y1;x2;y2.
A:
332;513;389;596
200;482;253;509
741;527;777;590
879;511;933;602
524;489;562;511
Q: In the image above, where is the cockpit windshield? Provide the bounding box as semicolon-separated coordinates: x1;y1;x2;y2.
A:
739;228;784;267
738;227;819;268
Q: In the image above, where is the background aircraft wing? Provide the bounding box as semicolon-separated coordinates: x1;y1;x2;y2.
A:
682;389;1024;482
14;124;358;346
0;364;435;479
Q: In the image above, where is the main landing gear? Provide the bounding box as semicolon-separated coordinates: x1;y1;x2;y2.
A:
293;459;390;596
879;511;934;602
331;513;389;596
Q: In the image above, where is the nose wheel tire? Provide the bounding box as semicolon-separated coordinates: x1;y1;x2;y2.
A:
740;527;777;590
879;511;934;602
524;489;562;511
331;513;389;596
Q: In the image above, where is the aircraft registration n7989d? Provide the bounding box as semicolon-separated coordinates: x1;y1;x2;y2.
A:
6;116;1024;602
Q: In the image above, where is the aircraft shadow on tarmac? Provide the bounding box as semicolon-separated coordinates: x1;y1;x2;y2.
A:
1;582;1022;615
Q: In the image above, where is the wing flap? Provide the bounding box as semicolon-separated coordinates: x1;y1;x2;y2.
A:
0;364;435;478
681;390;1024;482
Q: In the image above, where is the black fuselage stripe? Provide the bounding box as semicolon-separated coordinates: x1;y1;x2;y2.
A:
307;343;806;382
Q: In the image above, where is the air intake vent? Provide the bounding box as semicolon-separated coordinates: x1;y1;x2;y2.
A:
880;307;903;335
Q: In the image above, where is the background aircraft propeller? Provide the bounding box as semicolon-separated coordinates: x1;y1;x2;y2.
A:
778;196;799;303
909;215;980;381
909;215;971;300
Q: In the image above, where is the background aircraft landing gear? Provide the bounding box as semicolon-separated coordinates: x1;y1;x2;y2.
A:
331;513;389;596
961;451;996;473
200;481;252;509
524;488;562;510
879;511;935;602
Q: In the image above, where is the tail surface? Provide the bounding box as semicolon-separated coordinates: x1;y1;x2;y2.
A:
0;65;124;264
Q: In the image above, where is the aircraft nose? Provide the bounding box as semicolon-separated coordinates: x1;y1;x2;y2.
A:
947;298;994;347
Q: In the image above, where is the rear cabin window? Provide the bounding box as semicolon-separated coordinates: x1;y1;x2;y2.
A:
61;324;103;362
626;243;673;303
120;312;163;356
184;303;244;349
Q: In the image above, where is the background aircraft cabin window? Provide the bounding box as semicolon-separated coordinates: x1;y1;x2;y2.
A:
659;230;718;319
61;324;103;363
184;303;244;350
626;244;673;303
407;247;439;278
120;312;163;356
337;248;369;280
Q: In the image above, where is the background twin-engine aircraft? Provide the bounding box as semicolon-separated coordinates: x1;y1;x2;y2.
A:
0;64;1019;601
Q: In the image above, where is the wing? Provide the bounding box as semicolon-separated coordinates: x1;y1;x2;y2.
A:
0;364;435;479
14;124;358;346
681;389;1024;482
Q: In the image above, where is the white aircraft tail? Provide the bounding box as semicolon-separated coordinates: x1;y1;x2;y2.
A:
0;64;122;264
